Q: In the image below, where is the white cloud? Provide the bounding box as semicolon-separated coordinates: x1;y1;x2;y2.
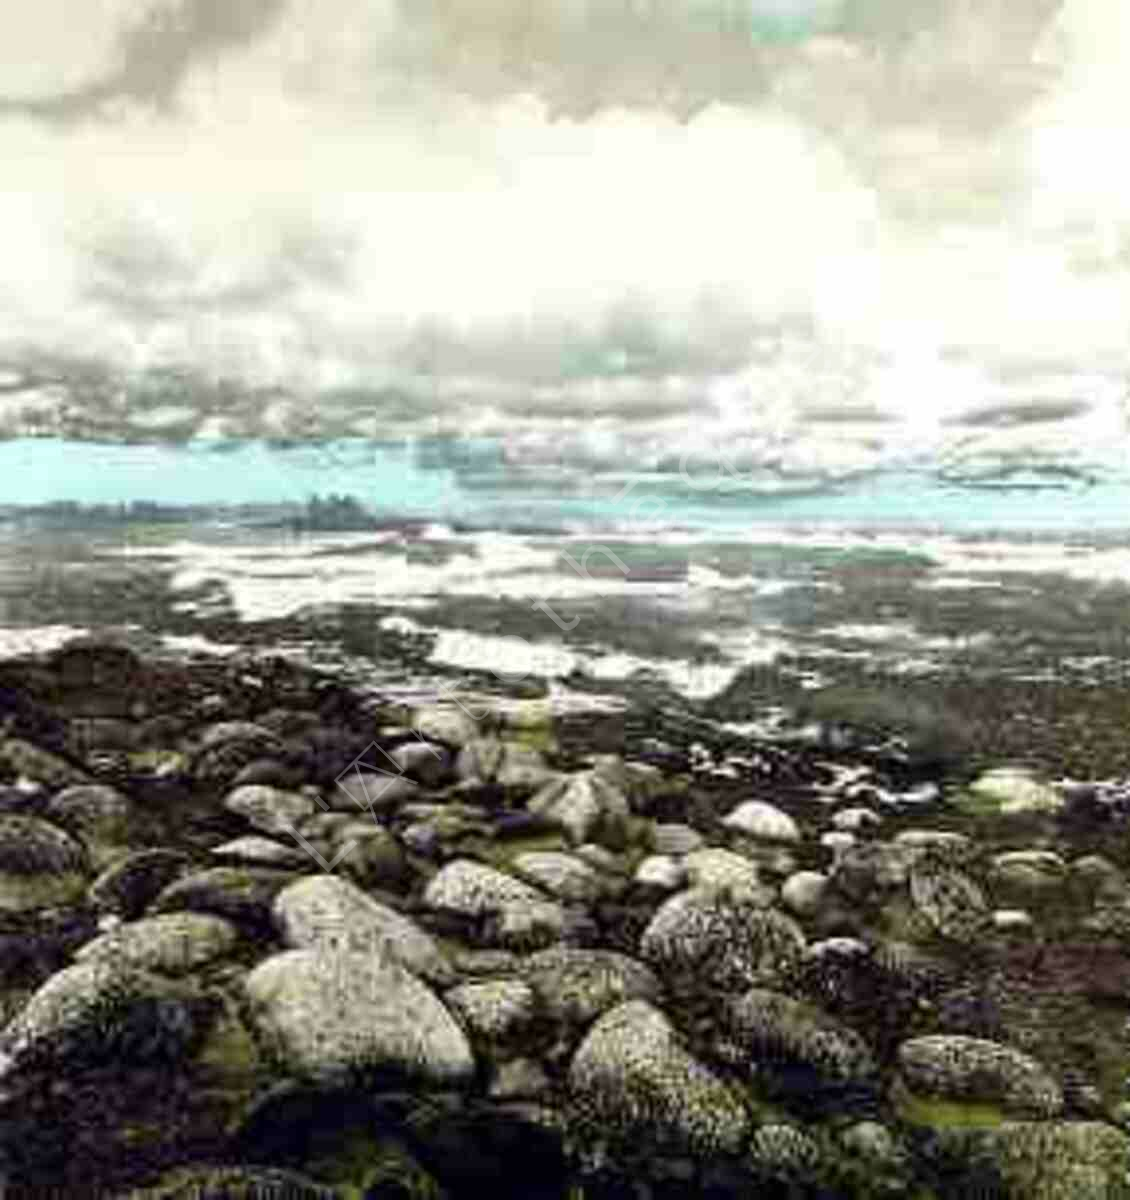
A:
0;0;1126;478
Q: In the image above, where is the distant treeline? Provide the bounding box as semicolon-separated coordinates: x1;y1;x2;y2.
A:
284;494;378;531
0;493;381;531
0;500;230;524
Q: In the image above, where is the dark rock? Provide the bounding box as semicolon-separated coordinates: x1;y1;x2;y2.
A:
89;850;191;919
150;867;299;933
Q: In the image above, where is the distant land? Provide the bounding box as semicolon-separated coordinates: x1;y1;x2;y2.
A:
0;493;387;532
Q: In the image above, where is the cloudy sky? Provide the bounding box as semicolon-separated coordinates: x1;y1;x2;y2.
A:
0;0;1128;474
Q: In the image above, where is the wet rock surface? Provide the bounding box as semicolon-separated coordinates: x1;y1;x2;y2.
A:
0;643;1128;1195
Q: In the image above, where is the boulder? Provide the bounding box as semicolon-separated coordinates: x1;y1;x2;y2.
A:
895;1034;1063;1120
722;800;800;844
567;999;749;1158
509;851;605;903
223;785;318;837
717;987;877;1094
242;949;474;1089
74;912;240;976
445;979;537;1053
519;947;662;1031
272;875;454;987
640;889;805;992
0;814;88;913
529;772;630;849
45;784;135;850
423;859;565;951
0;958;203;1079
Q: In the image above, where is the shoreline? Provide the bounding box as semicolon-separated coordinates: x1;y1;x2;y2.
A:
0;638;1127;1194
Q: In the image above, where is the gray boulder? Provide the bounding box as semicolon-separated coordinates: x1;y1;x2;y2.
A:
0;814;88;913
0;958;202;1078
423;859;565;951
896;1035;1063;1119
242;949;474;1089
567;999;749;1157
272;874;454;987
519;947;662;1031
640;887;805;992
529;772;630;848
74;912;239;975
717;987;876;1089
223;785;318;837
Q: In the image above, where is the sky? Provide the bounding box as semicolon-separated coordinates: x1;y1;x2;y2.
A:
0;0;1128;484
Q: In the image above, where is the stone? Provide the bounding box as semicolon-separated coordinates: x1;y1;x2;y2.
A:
0;814;88;913
567;999;749;1157
445;979;537;1050
933;1121;1130;1200
519;947;662;1031
896;1035;1064;1119
574;843;625;875
330;824;409;890
88;849;190;919
633;854;686;892
781;870;829;918
74;912;240;975
210;836;311;870
718;987;877;1091
242;949;474;1089
832;807;881;833
830;842;919;904
909;856;991;941
501;697;558;754
992;909;1034;933
528;772;630;849
990;851;1068;907
151;867;298;930
964;767;1063;816
650;822;704;857
490;1057;552;1101
746;1124;824;1186
189;723;285;789
820;831;855;857
640;889;805;992
510;851;604;903
423;859;565;951
384;738;450;786
456;738;556;792
45;784;134;849
223;785;318;837
323;769;418;814
894;830;971;850
0;958;202;1079
411;704;482;749
722;800;800;843
272;875;454;987
0;738;86;789
1069;855;1128;905
682;847;767;893
229;758;305;790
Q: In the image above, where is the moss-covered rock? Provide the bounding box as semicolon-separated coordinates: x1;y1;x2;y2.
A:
519;947;662;1034
74;912;241;976
242;949;475;1090
927;1120;1130;1199
640;888;805;993
272;875;454;987
567;999;750;1160
717;987;878;1101
895;1035;1063;1120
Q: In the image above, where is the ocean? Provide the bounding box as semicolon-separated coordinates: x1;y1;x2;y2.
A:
4;436;1130;780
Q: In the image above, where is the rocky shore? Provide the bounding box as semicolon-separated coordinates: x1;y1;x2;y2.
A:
0;638;1128;1197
